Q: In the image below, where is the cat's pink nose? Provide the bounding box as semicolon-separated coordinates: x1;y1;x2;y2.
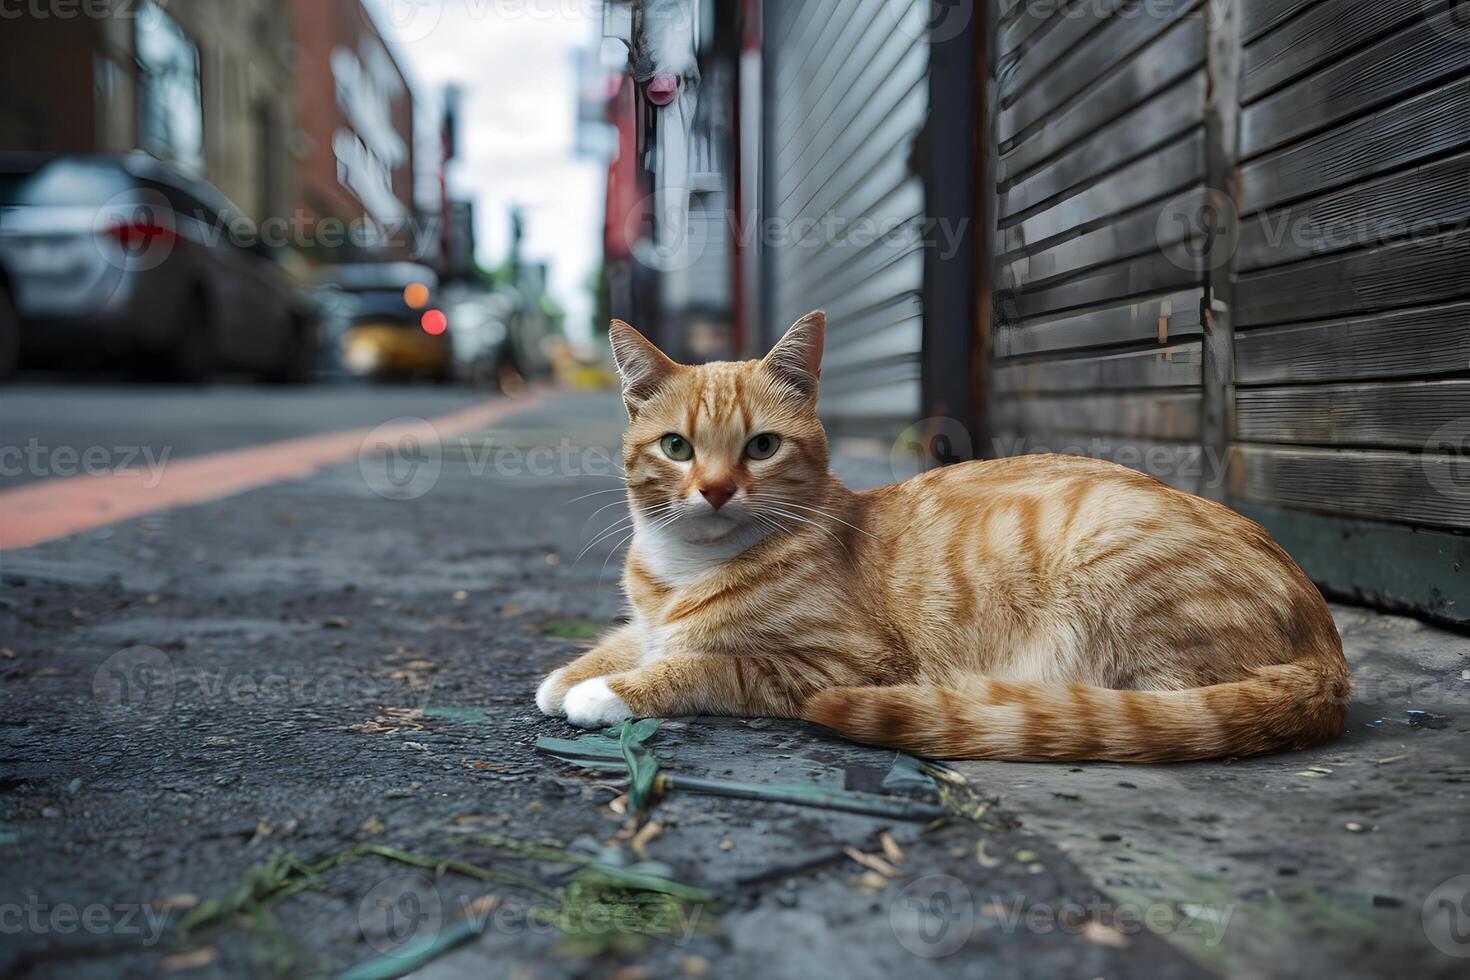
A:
647;73;679;106
699;482;736;510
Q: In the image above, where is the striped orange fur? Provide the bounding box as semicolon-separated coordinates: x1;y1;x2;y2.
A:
535;312;1350;762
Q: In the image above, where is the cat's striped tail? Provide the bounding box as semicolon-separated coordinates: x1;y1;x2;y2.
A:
800;659;1349;762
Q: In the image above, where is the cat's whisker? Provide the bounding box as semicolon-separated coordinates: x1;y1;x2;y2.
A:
575;519;637;564
563;486;631;505
758;505;851;553
584;497;634;522
748;493;875;539
575;502;682;563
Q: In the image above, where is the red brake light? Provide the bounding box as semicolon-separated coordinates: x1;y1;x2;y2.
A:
103;221;179;249
421;309;447;335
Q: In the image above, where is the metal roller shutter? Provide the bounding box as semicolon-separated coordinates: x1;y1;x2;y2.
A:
763;0;930;432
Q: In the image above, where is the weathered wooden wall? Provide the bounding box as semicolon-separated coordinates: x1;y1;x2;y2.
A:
990;0;1211;494
987;0;1470;624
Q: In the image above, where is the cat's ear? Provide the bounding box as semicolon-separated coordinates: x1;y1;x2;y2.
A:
609;319;679;417
762;310;825;399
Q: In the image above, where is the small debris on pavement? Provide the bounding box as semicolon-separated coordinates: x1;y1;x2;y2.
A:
159;947;219;973
843;846;901;878
1082;920;1129;948
631;819;663;859
718;838;735;851
321;616;351;629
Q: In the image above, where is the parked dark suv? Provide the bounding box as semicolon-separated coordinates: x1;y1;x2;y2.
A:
0;152;315;381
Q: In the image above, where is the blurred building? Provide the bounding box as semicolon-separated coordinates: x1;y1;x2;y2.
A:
290;0;418;263
0;0;297;223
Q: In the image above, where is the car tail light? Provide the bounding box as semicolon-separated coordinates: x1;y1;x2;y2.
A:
102;220;179;251
421;309;447;335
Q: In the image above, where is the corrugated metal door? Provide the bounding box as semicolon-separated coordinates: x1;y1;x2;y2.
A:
763;0;930;431
985;0;1470;623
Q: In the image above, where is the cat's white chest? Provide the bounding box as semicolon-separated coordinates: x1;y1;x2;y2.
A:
631;513;768;587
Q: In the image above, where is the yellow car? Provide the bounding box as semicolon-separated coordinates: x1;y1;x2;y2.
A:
319;263;454;382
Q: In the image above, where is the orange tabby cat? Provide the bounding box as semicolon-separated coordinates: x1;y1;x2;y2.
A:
536;312;1350;761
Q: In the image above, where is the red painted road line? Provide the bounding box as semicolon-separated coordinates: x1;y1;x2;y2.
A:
0;391;548;551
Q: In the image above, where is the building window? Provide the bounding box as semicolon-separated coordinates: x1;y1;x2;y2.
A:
136;1;204;173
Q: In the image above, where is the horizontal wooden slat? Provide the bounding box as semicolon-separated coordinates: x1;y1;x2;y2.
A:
1234;302;1470;384
1239;75;1470;214
1241;0;1321;43
1240;9;1470;160
1012;241;1205;319
998;19;1204;181
1235;503;1470;627
994;289;1203;357
999;74;1203;217
993;430;1209;494
1229;445;1470;530
1002;131;1205;252
993;343;1202;394
1000;0;1201;146
1236;151;1470;272
995;392;1202;440
997;0;1070;58
1005;187;1207;291
1240;0;1427;103
999;0;1127;106
1236;381;1470;450
1234;228;1470;328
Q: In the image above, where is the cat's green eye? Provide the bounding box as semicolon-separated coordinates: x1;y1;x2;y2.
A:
660;434;694;461
745;433;782;460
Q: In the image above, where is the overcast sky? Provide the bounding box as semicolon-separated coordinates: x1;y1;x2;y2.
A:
362;0;605;344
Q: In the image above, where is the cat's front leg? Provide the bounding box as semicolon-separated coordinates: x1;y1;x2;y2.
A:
535;625;642;716
562;654;805;728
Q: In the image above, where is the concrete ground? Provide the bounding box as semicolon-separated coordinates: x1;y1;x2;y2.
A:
0;382;1466;979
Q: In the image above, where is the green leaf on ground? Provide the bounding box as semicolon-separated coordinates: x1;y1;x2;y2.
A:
536;619;606;640
422;706;489;723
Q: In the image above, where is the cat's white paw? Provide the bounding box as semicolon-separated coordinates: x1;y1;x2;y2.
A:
536;669;569;716
563;677;633;729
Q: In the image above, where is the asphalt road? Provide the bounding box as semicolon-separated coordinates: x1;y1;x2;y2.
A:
1;381;1466;979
